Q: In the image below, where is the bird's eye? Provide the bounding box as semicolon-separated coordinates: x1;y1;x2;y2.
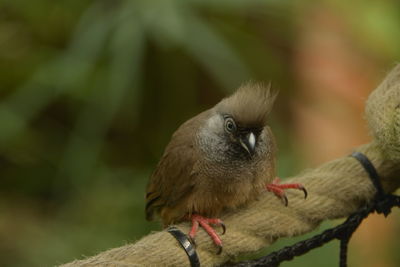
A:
224;118;237;133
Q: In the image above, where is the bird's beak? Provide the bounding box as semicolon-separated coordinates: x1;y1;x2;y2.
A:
240;132;256;157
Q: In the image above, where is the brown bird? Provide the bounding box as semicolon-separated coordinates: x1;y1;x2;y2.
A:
145;83;306;253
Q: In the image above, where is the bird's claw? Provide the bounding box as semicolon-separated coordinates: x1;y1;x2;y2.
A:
188;214;225;255
266;177;307;206
216;245;223;255
281;195;288;206
220;221;226;235
299;185;308;199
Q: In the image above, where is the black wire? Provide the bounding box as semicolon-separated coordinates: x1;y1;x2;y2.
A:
224;195;400;267
224;152;400;267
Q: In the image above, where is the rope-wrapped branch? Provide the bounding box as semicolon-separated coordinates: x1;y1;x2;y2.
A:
61;64;400;267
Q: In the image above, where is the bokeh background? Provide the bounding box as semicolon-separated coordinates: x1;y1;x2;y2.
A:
1;0;399;266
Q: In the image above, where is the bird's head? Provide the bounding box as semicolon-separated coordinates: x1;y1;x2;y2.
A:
197;82;277;165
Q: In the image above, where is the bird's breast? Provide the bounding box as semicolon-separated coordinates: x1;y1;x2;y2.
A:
187;161;269;217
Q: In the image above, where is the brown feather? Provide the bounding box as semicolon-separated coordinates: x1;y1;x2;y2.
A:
145;84;277;226
216;82;277;127
145;111;210;223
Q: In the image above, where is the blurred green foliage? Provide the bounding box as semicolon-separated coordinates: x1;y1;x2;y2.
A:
1;0;400;266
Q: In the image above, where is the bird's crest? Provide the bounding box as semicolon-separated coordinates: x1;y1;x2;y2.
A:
216;82;277;126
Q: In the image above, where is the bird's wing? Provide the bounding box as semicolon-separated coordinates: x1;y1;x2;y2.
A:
145;111;208;221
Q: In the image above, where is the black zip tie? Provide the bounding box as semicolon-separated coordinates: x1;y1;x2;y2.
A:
351;152;385;199
223;152;400;267
167;226;200;267
337;152;381;267
350;152;393;217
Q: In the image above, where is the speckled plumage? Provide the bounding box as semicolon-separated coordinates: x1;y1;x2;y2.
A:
145;83;277;226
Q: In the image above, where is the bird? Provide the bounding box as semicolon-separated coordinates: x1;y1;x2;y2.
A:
145;83;306;253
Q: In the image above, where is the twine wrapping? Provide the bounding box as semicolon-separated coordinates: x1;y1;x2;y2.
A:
61;64;400;267
366;64;400;161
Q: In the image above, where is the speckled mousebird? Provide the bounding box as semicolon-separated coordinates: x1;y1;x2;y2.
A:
145;83;307;253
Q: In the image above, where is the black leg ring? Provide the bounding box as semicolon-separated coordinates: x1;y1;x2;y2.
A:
167;226;200;267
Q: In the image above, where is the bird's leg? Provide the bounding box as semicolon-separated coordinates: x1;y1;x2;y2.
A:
266;177;307;206
188;214;226;254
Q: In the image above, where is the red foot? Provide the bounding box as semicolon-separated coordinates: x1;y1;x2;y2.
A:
188;214;226;254
266;177;307;206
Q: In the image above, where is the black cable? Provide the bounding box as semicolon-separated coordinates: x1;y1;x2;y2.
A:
224;152;400;267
